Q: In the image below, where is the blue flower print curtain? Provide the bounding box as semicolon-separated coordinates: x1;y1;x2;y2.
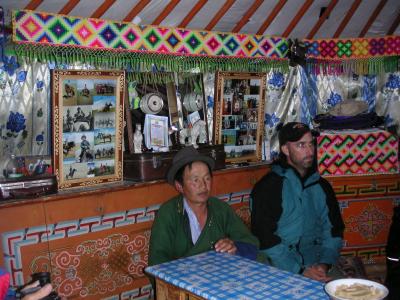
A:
263;68;400;162
263;68;302;161
0;58;50;173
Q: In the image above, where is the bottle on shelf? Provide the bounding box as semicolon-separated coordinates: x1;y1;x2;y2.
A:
4;154;23;179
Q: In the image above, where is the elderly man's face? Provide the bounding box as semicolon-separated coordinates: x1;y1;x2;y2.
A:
281;132;314;176
175;161;212;205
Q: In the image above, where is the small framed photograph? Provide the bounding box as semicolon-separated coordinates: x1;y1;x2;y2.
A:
52;70;124;189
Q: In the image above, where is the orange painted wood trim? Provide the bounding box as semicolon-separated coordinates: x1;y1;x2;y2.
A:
123;0;151;22
282;0;313;37
387;11;400;35
58;0;80;15
91;0;116;19
24;0;43;10
179;0;208;28
359;0;388;37
333;0;362;38
205;0;236;31
256;0;287;35
232;0;264;33
307;0;338;39
152;0;181;25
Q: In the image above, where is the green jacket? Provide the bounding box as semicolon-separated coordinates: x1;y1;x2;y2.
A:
148;195;259;267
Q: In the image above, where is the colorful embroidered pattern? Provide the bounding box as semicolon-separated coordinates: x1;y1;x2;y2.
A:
13;10;288;59
317;130;399;176
304;36;400;60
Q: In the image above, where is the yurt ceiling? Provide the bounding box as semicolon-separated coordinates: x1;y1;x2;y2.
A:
2;0;400;39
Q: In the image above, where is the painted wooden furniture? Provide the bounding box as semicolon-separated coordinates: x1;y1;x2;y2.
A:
327;174;400;263
1;162;398;298
0;164;268;299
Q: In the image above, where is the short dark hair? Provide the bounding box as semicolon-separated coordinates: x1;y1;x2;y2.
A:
174;161;213;185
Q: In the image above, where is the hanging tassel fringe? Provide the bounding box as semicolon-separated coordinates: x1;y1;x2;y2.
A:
12;43;290;74
306;57;399;76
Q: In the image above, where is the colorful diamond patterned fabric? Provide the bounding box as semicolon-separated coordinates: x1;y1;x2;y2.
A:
317;130;399;176
13;10;288;59
304;36;400;60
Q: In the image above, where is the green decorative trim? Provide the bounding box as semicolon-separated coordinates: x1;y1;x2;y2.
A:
13;43;289;73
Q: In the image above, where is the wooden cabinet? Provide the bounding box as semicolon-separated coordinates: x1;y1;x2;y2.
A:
326;174;400;262
0;164;269;299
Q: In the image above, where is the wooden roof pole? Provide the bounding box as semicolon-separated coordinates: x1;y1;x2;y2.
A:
256;0;287;35
179;0;208;28
232;0;264;33
91;0;116;19
282;0;313;37
58;0;80;15
387;12;400;35
153;0;181;25
24;0;43;10
307;0;338;39
123;0;151;22
205;0;236;31
333;0;362;38
359;0;388;37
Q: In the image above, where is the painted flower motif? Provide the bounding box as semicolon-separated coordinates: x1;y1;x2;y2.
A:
384;115;394;126
17;71;27;82
37;108;43;117
1;56;20;76
207;95;214;108
265;112;280;128
36;132;44;145
36;79;45;92
385;74;400;89
268;72;285;88
327;92;342;107
6;111;26;133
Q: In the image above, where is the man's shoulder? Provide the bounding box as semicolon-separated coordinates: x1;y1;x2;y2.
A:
157;195;181;213
254;171;284;189
208;196;230;208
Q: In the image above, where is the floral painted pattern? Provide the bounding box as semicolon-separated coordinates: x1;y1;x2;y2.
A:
327;92;342;107
1;56;20;76
265;113;280;128
385;74;400;89
268;72;285;88
17;71;27;82
6;112;26;134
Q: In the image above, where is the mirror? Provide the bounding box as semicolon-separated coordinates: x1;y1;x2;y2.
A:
213;71;266;163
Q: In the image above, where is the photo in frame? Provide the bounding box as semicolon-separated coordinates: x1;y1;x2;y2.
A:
214;71;266;163
52;70;124;189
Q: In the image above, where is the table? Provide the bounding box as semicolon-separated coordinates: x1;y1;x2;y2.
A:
145;251;329;300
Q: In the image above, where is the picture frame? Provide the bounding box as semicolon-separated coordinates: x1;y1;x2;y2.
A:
52;70;125;189
214;71;266;163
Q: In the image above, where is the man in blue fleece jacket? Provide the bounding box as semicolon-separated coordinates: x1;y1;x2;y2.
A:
251;122;345;282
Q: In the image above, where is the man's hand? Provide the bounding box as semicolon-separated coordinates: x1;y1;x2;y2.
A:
21;281;52;300
302;264;332;282
214;238;237;255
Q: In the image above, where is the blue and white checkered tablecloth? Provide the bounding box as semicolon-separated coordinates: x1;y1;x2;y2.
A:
146;251;329;300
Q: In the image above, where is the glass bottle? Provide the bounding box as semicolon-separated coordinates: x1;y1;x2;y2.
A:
5;154;23;179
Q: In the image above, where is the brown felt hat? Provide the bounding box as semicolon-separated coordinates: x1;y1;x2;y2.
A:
166;146;215;185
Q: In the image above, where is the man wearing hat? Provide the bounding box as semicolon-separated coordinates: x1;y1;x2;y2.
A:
251;122;344;282
148;146;259;269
